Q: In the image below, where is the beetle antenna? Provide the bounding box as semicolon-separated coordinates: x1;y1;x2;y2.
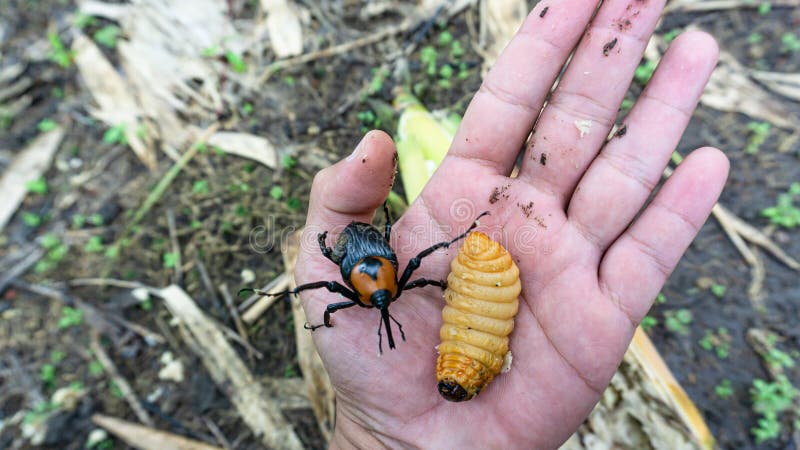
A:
388;313;405;342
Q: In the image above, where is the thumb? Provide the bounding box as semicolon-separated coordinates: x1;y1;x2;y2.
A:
305;130;397;239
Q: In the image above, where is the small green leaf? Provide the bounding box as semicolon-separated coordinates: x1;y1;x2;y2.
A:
50;350;66;363
84;236;104;253
93;25;121;49
286;198;301;211
710;283;726;298
41;233;61;249
103;124;128;145
37;119;58;132
41;364;56;387
225;50;247;73
270;186;283;200
192;180;210;194
88;360;104;377
163;252;178;268
281;154;297;169
22;212;42;227
438;31;453;46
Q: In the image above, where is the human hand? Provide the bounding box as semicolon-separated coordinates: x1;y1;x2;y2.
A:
294;0;728;448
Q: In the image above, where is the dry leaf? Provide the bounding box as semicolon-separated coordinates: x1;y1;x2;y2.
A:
262;0;303;58
479;0;528;71
207;132;278;168
159;285;303;450
71;34;157;169
702;52;798;130
0;127;64;230
92;414;224;450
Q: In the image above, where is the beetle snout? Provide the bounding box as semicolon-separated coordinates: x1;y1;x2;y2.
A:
370;289;392;309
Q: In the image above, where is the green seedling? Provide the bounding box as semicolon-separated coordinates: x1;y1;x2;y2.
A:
48;32;74;68
286;198;302;211
23;401;58;425
283;75;295;86
50;350;66;364
357;109;381;131
458;62;469;80
235;204;249;217
450;40;465;59
58;307;84;329
37;118;58;132
85;214;103;227
640;315;658;332
663;309;692;335
655;292;667;304
242;102;254;116
40;233;60;249
715;379;734;399
698;327;731;359
88;360;104;377
367;67;389;96
745;121;770;154
761;183;800;228
420;46;438;76
750;375;798;443
634;59;657;85
748;32;764;44
763;332;795;370
438;30;453;46
192;180;210;195
72;213;87;228
139;298;153;311
781;33;800;53
752;413;780;444
758;2;772;14
26;177;48;195
22;212;42;227
163;252;179;268
439;64;454;79
281;154;297;169
41;363;56;388
93;25;121;49
662;29;680;43
84;236;104;253
710;283;726;298
225;50;247;73
35;237;68;273
103;124;128;145
270;186;283;200
109;380;124;398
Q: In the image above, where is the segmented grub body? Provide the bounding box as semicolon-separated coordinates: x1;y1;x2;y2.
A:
436;231;520;402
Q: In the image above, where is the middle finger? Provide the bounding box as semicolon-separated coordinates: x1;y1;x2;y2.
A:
517;0;666;206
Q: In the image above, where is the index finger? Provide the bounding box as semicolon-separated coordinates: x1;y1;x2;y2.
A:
445;0;599;175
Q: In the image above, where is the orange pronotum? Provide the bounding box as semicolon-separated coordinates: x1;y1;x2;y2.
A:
436;231;521;402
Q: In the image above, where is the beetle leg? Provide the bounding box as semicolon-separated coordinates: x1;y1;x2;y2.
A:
242;280;358;301
304;300;357;330
403;278;447;291
318;231;336;263
383;201;392;242
397;211;489;291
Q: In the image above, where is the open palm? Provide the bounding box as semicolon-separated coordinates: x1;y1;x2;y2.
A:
294;0;728;448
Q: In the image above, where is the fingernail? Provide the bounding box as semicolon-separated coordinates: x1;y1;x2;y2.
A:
347;132;369;161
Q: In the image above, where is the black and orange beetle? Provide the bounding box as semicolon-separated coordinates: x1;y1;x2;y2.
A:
242;203;488;353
